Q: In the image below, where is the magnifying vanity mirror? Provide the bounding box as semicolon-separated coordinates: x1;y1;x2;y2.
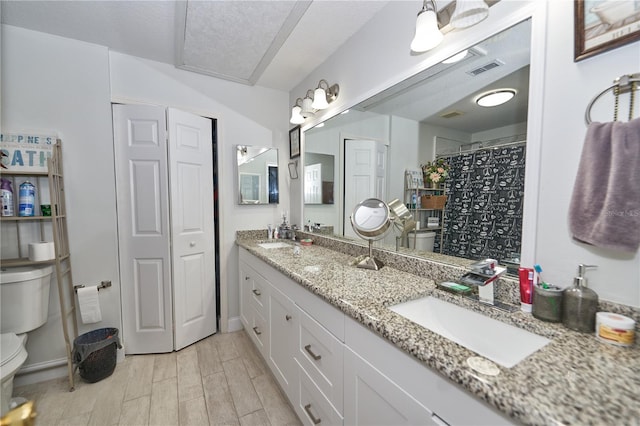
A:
236;145;279;205
350;198;391;270
303;18;532;273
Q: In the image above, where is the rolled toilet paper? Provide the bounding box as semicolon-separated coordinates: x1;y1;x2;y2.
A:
28;241;55;261
77;286;102;324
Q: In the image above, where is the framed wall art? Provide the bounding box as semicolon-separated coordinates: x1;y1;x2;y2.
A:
289;126;301;159
575;0;640;61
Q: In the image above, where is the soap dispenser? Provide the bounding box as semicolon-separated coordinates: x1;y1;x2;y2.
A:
562;264;598;332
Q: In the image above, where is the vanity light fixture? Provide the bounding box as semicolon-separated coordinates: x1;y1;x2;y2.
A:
312;79;340;110
289;98;305;125
476;89;516;107
290;80;340;124
301;90;316;118
410;0;443;53
450;0;489;29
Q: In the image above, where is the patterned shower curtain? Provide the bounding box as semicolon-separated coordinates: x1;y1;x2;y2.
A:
440;144;526;262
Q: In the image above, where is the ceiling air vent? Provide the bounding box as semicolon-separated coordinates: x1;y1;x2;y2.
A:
440;110;464;119
467;59;504;77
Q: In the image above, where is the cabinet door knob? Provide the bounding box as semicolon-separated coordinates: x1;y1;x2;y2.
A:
245;276;250;280
304;344;322;361
252;326;262;336
285;314;292;321
304;404;321;424
189;241;196;247
252;289;261;296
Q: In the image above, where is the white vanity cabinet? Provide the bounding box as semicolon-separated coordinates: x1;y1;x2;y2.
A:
344;346;438;425
238;247;512;426
344;317;513;426
239;248;345;425
268;281;298;397
238;258;269;355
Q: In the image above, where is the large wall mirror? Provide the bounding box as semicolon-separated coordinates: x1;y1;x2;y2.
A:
236;145;279;205
303;18;532;270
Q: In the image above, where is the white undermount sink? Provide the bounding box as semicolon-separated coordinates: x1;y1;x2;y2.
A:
389;296;550;368
257;241;291;249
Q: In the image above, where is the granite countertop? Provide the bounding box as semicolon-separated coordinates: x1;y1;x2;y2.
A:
236;237;640;426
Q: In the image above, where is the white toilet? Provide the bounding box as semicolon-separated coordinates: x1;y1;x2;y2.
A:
0;265;53;416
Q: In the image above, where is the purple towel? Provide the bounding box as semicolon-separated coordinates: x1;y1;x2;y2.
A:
569;117;640;252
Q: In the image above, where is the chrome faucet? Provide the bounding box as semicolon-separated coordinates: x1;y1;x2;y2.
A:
459;259;507;307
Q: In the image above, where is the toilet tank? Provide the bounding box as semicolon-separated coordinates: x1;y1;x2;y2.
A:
0;265;53;334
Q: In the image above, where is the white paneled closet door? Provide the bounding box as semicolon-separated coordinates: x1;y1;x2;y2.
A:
113;105;216;354
167;108;216;350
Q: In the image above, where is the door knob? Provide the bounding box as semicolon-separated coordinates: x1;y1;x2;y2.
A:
190;241;196;247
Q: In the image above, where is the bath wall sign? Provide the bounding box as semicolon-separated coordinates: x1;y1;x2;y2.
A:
0;133;56;172
575;0;640;61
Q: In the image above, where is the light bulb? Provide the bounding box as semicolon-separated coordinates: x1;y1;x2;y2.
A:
410;10;443;53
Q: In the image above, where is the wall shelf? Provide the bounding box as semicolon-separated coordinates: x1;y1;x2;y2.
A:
0;141;78;391
404;170;446;253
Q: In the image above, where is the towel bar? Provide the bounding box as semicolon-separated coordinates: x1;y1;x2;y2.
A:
585;73;639;125
74;280;112;293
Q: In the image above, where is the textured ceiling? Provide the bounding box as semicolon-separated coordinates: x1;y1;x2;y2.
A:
1;0;389;91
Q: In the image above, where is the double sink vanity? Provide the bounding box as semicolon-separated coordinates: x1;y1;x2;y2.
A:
236;231;640;425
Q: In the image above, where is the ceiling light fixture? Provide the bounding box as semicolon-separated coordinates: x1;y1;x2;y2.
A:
450;0;489;29
289;98;305;124
290;80;340;124
476;89;516;107
410;0;443;53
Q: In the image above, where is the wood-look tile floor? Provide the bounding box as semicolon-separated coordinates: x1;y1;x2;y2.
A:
14;330;301;426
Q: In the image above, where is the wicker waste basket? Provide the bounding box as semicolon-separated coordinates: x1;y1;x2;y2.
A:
72;327;121;383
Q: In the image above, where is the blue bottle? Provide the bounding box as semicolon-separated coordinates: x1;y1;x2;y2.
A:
18;181;36;217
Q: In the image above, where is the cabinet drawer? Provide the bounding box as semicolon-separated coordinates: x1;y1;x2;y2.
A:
251;273;268;316
248;308;268;354
297;306;343;414
297;361;343;426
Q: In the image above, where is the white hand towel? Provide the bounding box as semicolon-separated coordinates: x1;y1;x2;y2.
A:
77;286;102;324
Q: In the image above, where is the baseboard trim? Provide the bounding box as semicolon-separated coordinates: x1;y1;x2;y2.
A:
227;316;243;333
14;358;69;387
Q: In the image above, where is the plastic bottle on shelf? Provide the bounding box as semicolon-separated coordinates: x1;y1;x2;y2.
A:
411;193;417;209
1;178;14;216
18;180;36;217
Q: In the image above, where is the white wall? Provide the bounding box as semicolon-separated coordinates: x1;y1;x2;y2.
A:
2;24;290;381
2;26;119;375
535;1;639;306
291;1;640;307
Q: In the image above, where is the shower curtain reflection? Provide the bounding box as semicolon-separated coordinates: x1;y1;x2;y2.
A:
440;143;526;263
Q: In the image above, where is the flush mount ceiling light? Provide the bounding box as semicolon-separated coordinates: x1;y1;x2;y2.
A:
289;98;305;125
442;49;469;64
476;89;516;107
290;79;340;124
450;0;489;29
410;0;443;53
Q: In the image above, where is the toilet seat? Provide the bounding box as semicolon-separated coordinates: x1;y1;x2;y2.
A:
0;333;27;380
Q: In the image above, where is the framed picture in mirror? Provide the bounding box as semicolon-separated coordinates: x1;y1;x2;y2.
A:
574;0;640;61
289;126;301;159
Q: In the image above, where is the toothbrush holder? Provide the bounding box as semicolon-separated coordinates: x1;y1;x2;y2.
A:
532;285;563;322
